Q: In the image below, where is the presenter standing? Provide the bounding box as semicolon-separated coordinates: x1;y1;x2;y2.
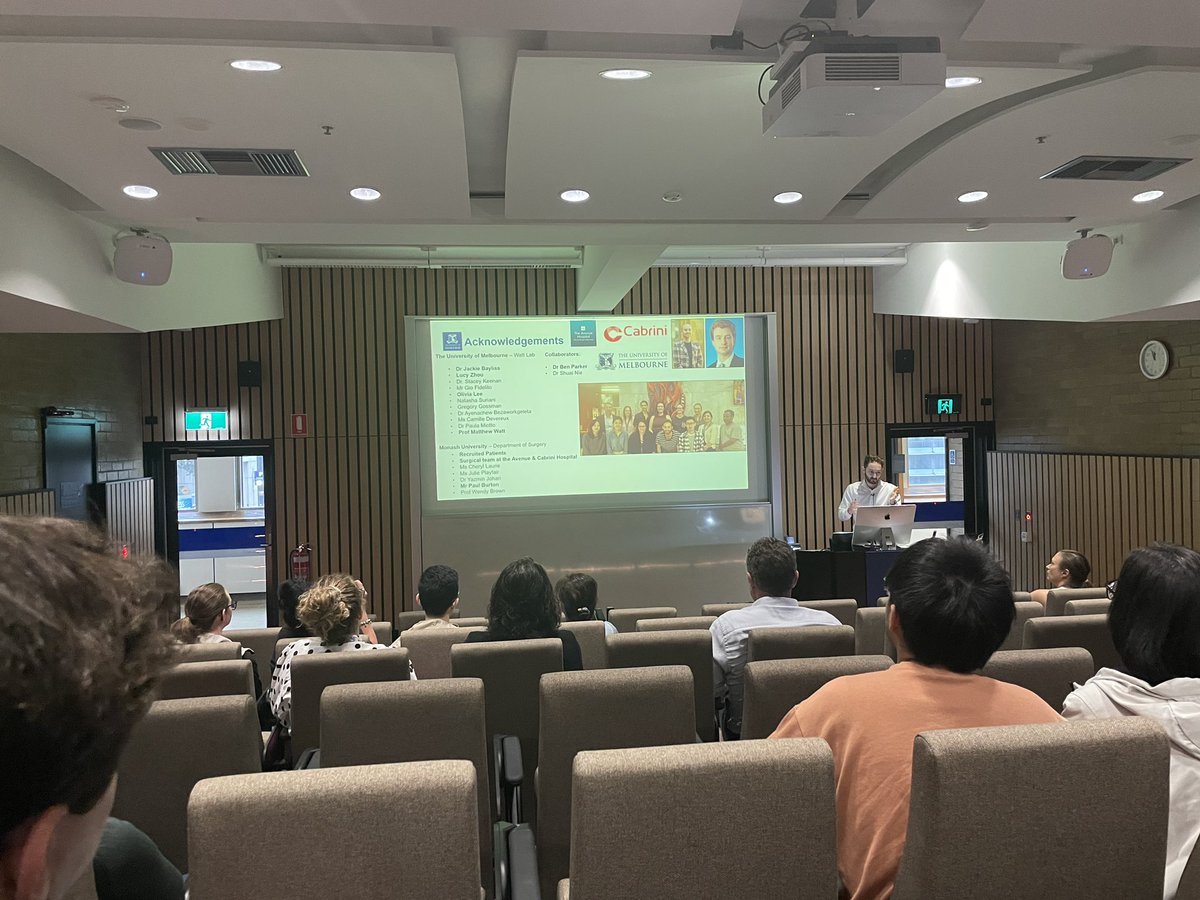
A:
838;455;902;522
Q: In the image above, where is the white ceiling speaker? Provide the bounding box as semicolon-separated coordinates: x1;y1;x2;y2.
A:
1062;229;1113;280
113;231;173;285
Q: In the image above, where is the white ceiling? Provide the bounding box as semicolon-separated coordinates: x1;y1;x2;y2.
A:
963;0;1200;49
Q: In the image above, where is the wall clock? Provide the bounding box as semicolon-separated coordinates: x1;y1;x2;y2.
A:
1139;339;1170;380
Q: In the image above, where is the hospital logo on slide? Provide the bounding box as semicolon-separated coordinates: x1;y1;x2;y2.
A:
603;323;668;343
442;332;463;351
570;320;597;347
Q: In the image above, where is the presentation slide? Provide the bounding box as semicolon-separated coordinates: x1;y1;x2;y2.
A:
429;315;750;501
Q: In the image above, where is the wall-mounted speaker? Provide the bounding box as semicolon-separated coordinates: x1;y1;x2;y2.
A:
894;349;915;374
238;360;262;388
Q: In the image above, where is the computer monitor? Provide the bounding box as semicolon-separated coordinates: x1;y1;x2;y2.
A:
851;504;917;549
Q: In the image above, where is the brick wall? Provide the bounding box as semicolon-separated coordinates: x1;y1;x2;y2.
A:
0;334;144;494
993;319;1200;454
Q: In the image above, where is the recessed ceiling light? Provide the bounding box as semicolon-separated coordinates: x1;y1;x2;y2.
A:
230;59;282;72
845;112;857;117
773;191;803;204
872;86;882;92
957;190;989;203
965;220;991;232
123;184;158;199
1132;189;1164;203
349;187;381;201
560;189;590;203
600;68;652;81
945;75;982;88
662;191;683;203
118;117;162;131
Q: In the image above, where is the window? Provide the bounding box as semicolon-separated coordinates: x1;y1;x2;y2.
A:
176;458;197;511
898;437;946;502
239;456;265;510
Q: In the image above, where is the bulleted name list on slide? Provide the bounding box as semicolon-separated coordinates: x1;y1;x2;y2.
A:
430;316;750;502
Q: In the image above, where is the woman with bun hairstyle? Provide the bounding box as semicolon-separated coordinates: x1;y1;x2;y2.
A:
268;573;403;732
556;572;617;636
1030;548;1091;606
171;582;235;644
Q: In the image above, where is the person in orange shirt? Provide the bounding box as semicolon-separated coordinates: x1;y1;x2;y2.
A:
770;537;1061;900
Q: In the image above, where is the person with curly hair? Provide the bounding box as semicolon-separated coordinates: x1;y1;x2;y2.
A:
0;516;178;900
268;573;404;732
465;558;583;670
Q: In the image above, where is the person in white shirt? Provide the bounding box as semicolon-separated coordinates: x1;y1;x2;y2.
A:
1063;543;1200;900
838;454;902;522
711;537;840;738
399;564;460;636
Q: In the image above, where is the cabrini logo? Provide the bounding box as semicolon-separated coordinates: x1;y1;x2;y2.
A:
603;326;623;343
603;323;669;343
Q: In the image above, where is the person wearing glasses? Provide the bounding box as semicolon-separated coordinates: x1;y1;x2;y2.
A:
171;582;237;644
1029;548;1092;607
1064;544;1200;900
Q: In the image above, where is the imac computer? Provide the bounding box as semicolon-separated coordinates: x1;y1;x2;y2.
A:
851;504;917;549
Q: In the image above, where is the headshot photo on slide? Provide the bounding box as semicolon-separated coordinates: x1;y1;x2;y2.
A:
671;318;704;369
705;317;745;368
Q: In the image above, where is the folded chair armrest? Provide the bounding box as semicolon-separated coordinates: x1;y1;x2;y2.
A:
507;825;541;900
294;747;321;769
493;734;525;823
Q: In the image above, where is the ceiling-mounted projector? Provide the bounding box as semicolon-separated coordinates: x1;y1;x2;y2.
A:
113;230;172;285
1062;230;1114;279
763;35;946;137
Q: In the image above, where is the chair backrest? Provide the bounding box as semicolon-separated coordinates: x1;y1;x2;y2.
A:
456;616;489;628
1046;586;1108;616
395;610;426;633
289;649;412;752
226;627;286;674
797;598;858;626
399;626;484;679
565;740;836;900
113;695;261;870
155;659;255;701
275;636;302;659
188;761;482;900
1065;597;1111;616
536;667;697;897
999;600;1046;651
173;641;242;662
893;719;1170;900
1013;591;1032;604
741;655;893;740
451;637;565;810
854;606;896;660
320;680;491;893
606;631;715;740
560;620;609;669
1023;614;1121;673
747;624;856;663
607;606;676;633
701;602;749;617
372;620;393;644
635;615;716;632
980;648;1095;710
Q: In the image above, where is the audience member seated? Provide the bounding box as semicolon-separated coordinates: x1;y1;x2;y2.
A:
170;582;236;644
556;572;617;635
276;577;312;641
1063;543;1200;900
1030;548;1092;606
711;538;840;739
398;564;460;636
465;557;584;670
770;537;1061;900
268;573;399;733
92;818;184;900
0;516;175;900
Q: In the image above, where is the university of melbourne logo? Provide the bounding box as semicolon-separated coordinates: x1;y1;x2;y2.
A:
571;320;597;347
597;353;615;370
442;332;463;351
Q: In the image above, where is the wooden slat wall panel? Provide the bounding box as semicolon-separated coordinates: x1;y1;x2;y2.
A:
142;266;990;619
988;451;1200;591
0;489;56;518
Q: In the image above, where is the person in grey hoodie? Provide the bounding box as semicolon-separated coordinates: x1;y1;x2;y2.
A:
1063;543;1200;900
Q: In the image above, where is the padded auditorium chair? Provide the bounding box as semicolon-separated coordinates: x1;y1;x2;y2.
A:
557;740;837;899
747;624;856;663
1023;614;1121;673
999;600;1046;651
188;761;483;900
606;606;676;633
113;695;262;871
1065;597;1111;616
394;610;427;633
173;641;242;662
741;655;893;740
535;667;697;897
317;680;492;895
155;658;255;701
399;625;484;679
701;602;749;617
1045;586;1108;617
980;648;1095;710
559;620;609;669
854;606;897;660
797;598;858;626
635;615;716;632
225;627;281;671
606;631;715;741
892;720;1170;900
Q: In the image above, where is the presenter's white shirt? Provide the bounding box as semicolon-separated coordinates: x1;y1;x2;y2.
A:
838;479;899;522
713;356;734;368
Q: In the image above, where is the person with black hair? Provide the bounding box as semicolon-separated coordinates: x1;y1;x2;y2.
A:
770;538;1060;900
465;557;583;670
555;573;617;636
409;564;461;631
276;577;312;640
1064;543;1200;900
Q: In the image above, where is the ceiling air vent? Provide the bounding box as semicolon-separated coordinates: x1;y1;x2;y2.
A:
151;148;309;176
1041;156;1189;182
824;54;901;82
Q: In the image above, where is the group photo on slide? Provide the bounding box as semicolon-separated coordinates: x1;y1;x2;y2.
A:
576;380;747;456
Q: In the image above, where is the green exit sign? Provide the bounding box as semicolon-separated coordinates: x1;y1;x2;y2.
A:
924;394;962;416
184;409;228;431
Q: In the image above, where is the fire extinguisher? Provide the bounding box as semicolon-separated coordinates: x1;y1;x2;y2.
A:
289;543;312;581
